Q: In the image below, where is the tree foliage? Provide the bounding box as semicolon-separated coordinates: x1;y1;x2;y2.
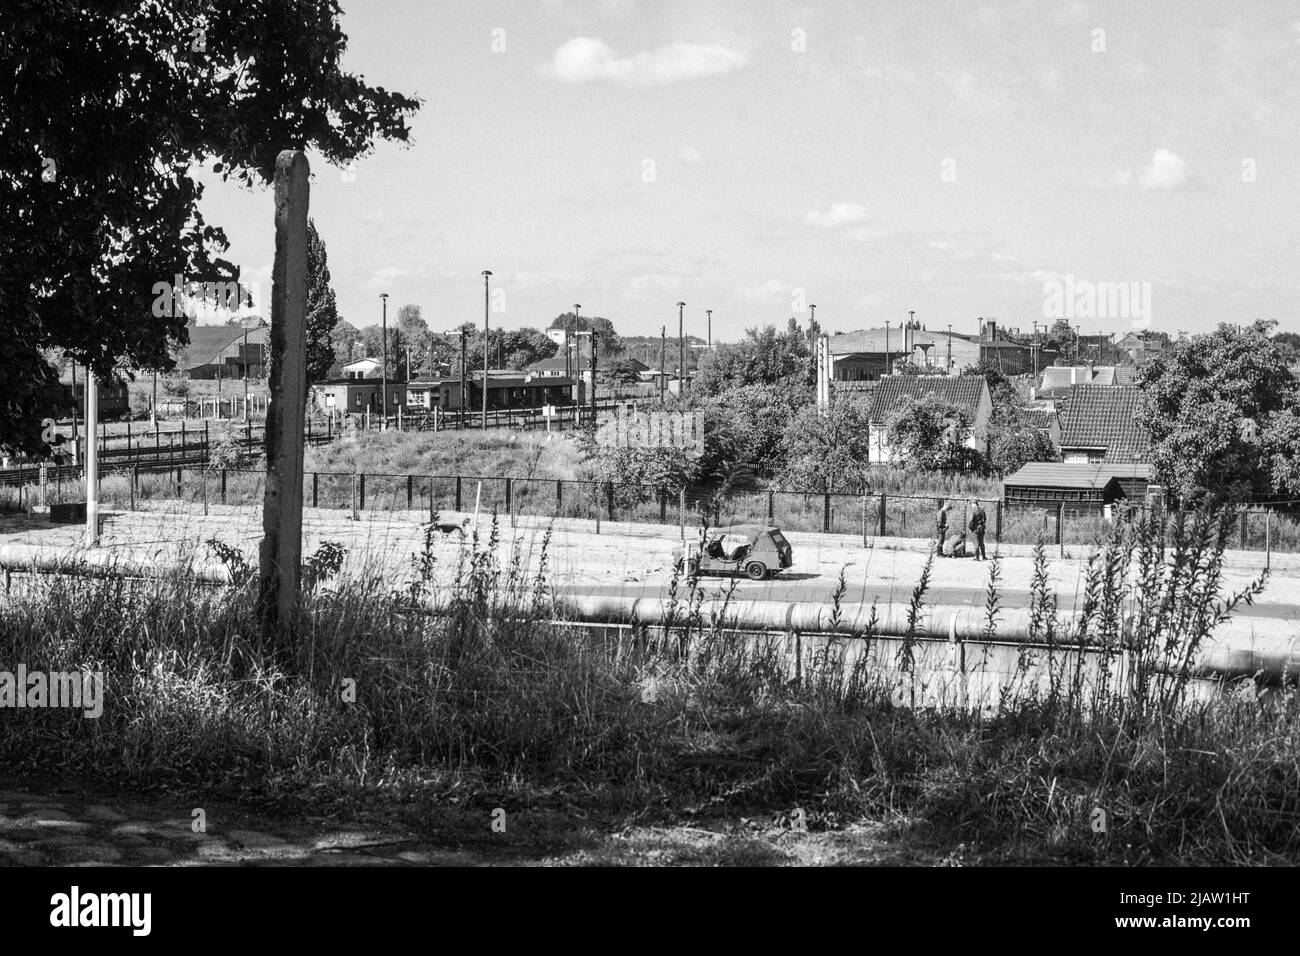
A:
0;0;419;452
692;319;814;400
778;398;874;492
885;393;988;474
304;219;338;387
1136;321;1298;500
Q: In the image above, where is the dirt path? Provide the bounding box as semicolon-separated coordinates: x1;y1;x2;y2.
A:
0;779;950;867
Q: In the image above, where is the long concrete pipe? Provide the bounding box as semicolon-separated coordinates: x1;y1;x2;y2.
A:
0;543;232;586
561;594;1300;682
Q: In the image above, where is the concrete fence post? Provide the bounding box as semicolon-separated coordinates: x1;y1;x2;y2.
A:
256;151;311;648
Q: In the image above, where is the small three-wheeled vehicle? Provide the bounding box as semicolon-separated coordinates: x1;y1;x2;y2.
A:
672;525;793;581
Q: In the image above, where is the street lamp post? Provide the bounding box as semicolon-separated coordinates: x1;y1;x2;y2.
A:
570;303;580;382
482;271;492;427
884;320;891;377
676;301;685;398
379;292;389;429
706;309;712;350
659;325;666;403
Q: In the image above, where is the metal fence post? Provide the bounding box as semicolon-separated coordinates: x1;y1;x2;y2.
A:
312;472;318;508
607;481;616;522
555;479;563;516
359;473;366;511
823;493;831;533
220;469;226;505
994;499;1003;543
407;474;414;509
1265;510;1271;570
455;476;463;512
767;490;775;522
878;493;887;537
505;477;513;515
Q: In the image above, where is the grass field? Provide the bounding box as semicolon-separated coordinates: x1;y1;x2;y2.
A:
0;506;1295;864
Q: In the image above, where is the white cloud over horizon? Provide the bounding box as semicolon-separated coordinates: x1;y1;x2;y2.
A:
548;37;748;86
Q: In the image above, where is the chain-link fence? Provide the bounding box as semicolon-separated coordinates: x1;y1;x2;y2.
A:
6;463;1300;556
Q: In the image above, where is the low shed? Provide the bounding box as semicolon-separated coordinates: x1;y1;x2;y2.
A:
1003;462;1129;515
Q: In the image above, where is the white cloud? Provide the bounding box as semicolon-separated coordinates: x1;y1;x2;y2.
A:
1138;149;1190;190
366;267;413;290
804;202;869;228
548;37;748;86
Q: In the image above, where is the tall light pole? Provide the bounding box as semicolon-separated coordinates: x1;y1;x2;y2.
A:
243;320;251;420
947;323;953;373
659;326;666;402
706;309;712;350
570;304;580;382
676;301;685;398
379;292;389;428
884;320;891;377
482;271;492;427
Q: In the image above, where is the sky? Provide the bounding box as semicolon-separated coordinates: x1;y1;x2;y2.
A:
197;0;1300;343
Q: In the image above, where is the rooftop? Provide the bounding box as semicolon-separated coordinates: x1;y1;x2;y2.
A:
864;374;989;422
1057;384;1150;461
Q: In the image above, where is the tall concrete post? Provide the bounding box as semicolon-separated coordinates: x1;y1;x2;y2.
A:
258;150;310;648
816;334;831;413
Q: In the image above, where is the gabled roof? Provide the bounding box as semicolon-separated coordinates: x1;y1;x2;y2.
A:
527;356;572;373
864;375;989;422
1003;462;1125;490
1057;384;1149;461
175;323;268;370
1021;407;1059;431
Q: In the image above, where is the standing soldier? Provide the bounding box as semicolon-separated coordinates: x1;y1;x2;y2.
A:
935;499;952;557
969;499;987;561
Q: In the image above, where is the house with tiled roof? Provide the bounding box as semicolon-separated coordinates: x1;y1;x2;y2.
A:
861;374;992;463
1057;384;1150;468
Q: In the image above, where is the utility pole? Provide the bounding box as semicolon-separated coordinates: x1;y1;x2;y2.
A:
457;328;467;427
676;301;686;398
659;325;666;402
482;271;492;428
570;303;580;382
706;309;712;349
884;321;891;377
243;322;250;420
379;292;389;429
947;323;952;373
589;332;598;425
